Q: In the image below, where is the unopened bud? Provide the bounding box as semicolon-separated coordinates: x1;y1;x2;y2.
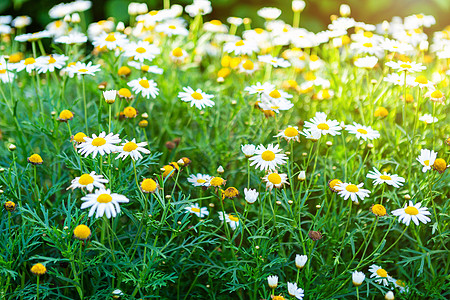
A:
298;171;306;181
339;4;351;17
217;165;224;174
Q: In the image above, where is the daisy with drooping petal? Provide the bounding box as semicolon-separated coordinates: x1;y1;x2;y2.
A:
249;144;287;171
262;171;289;190
304;112;342;136
366;167;405;188
335;182;371;203
77;132;121;158
170;47;188;63
178;86;215;110
368;264;390;286
67;171;108;192
127;77;159;99
187;173;212;187
345;122;380;141
80;188;129;219
115;139;150;161
287;282;304;300
275;126;300;142
155;21;189;36
300;129;321;141
185;203;209;218
416;148;437;173
218;211;240;230
392;201;431;226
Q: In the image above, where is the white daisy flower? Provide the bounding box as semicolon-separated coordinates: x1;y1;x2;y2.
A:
15;57;37;73
295;254;308;269
0;66;15;83
287;282;304;300
218;211;240;230
335;182;371;203
69;61;101;76
92;32;128;50
262;171;289;190
368;264;390;286
155;21;189;36
416;148;437;173
77;132;121;158
35;54;68;73
345;122;380;141
392;201;431;226
244;188;259;204
115;139;150;161
419;114;438;124
127;77;159;99
258;55;291;68
249;144;287;171
178;86;215;110
275;126;300;142
184;203;209;218
354;56;378;68
300;129;321;141
67;171;108;192
223;39;259;55
80;188;129;219
366;167;405;188
352;271;365;286
185;0;212;17
239;59;258;74
241;144;256;157
244;82;275;95
187;173;212;187
304;112;342;137
54;32;88;45
123;40;160;63
128;61;164;74
15;31;51;42
385;60;426;73
257;7;282;20
267;275;278;289
390;278;408;293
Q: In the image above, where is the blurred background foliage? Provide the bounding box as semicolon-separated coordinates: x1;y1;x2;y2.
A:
1;0;450;33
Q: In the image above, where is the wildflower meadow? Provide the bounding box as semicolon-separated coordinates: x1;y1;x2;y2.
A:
0;0;449;299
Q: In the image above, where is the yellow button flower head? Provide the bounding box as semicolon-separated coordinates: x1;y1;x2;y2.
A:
374;107;388;118
27;154;43;165
371;204;387;217
141;178;158;193
138;120;148;128
123;106;138;118
118;66;131;76
432;158;447;174
223;187;239;199
73;224;91;241
328;179;342;193
73;132;87;143
58;109;74;122
118;88;133;101
209;176;226;187
162;162;180;178
4;201;17;212
31;263;47;276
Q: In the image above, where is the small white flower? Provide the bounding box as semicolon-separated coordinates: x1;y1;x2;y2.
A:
80;188;129;219
178;86;215;110
249;144;287;171
287;282;304;299
267;275;278;289
304;112;342;137
103;90;117;104
352;271;365;286
335;182;371;203
244;188;258;204
184;203;209;218
345;122;380;141
416;148;437;173
77;132;121;158
419;114;438;124
218;211;240;230
67;171;108;192
295;254;308;269
115;139;150;161
368;264;390;286
366;167;405;188
391;201;431;226
128;77;159;99
241;144;256;157
187;173;212;187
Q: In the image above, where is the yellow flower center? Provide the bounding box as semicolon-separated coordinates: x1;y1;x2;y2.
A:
284;127;299;137
73;225;91;239
191;207;201;213
254;28;264;34
235;40;245;46
149;10;158;16
433;158;447;172
78;68;88;73
210;177;225;186
91;137;106;146
415;75;427;84
48;56;56;64
363;31;373;38
124;106;137;118
261;150;275;161
210;20;222;26
399;63;411;69
329;179;342;191
380;175;391;180
141;65;150;72
59;110;73;120
0;69;6;74
191;92;203;100
136;47;146;53
405;206;419;215
97;194;112;203
172;47;184;57
123;142;138;152
423;159;429;166
357;128;368;134
24;57;35;65
139;79;150;88
430;90;443;98
73;132;87;143
317;123;330;130
105;33;116;42
242;60;254;70
376;268;388;277
267;173;282;184
28;154;43;164
310;54;319;61
119;88;132;97
228;214;239;222
269;89;281;98
78;174;94;185
372;204;386;216
363;42;373;48
141;178;157;192
118;66;131;76
346;184;359;193
168;25;176;29
197;179;206;183
31;263;47;275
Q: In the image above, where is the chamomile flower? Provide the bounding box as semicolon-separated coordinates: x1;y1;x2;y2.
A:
15;57;37;73
249;144;287;171
368;264;390;286
244;82;275;95
390;278;408;293
170;47;188;63
123;40;160;63
223;39;259;55
419;114;438;124
300;129;321;141
187;173;212;187
335;182;371;203
385;60;426;73
304;112;342;136
267;275;278;289
92;32;127;50
178;86;215;110
127;77;159;99
258;55;291;68
77;132;121;158
392;201;431;226
295;255;308;269
366;167;405;188
218;211;240;230
69;61;101;76
354;56;378;68
241;144;256;157
155;21;189;36
244;188;259;204
287;282;304;300
239;59;258;74
262;171;289;190
80;188;129;219
425;89;445;102
185;203;209;218
54;32;88;45
67;171;108;192
352;271;365;286
115;139;150;161
345;122;380;141
257;7;282;20
275;126;300;142
35;54;68;73
416;148;437;173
